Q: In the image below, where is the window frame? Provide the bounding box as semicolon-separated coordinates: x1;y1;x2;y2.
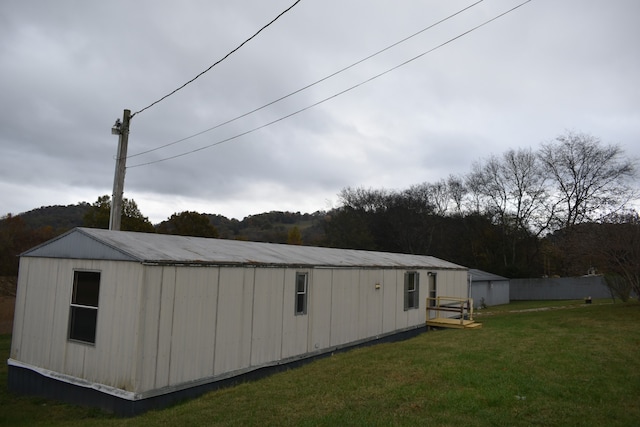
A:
68;270;101;345
428;272;437;307
404;271;420;311
295;272;309;316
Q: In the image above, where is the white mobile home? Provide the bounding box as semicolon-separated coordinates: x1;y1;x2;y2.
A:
8;228;468;415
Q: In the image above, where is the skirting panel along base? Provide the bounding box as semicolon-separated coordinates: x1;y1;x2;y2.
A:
8;326;426;417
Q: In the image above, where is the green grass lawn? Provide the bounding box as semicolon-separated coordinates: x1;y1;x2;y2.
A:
2;299;639;426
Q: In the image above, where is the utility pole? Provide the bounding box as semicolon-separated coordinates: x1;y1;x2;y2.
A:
109;109;131;231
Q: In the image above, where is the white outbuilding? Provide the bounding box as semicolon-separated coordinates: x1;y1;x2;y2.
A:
469;268;510;308
8;227;468;415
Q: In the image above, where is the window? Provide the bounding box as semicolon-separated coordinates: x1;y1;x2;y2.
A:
427;273;437;318
295;272;308;315
69;271;101;344
428;273;437;307
404;271;419;311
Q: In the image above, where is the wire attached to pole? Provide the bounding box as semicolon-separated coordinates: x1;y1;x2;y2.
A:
130;0;303;119
128;0;532;169
127;0;485;160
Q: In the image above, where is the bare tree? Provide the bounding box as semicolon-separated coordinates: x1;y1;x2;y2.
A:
464;166;486;214
465;148;549;235
406;180;450;216
447;174;466;214
338;187;389;213
567;212;640;300
464;148;551;270
599;212;640;300
502;148;551;236
538;131;637;230
471;154;508;225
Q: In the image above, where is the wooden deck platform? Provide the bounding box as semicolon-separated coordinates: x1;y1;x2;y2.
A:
425;296;483;330
426;317;482;329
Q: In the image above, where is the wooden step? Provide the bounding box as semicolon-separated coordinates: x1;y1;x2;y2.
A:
426;318;482;329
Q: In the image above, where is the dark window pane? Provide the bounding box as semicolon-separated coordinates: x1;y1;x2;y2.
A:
73;271;100;306
296;274;307;293
404;272;419;310
69;306;98;343
296;293;306;314
295;273;308;315
69;271;100;344
407;291;415;309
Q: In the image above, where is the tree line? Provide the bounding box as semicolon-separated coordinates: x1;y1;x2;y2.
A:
322;131;638;298
1;131;638;297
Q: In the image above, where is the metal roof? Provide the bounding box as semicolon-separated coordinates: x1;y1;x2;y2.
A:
469;268;509;282
22;227;467;270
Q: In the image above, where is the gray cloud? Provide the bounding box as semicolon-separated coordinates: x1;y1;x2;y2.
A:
2;0;639;222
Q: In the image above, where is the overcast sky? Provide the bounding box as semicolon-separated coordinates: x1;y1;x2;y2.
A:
2;0;639;223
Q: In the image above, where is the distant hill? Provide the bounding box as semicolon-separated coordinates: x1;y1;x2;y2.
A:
9;203;92;231
3;204;329;246
211;211;327;244
0;205;94;276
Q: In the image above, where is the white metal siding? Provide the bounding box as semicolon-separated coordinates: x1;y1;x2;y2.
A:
308;269;332;352
12;252;468;398
381;269;398;334
448;270;469;300
161;266;458;394
430;270;470;319
137;266;163;392
281;269;309;359
168;268;218;386
11;258;142;390
154;266;176;389
213;267;254;375
250;268;285;366
329;270;360;346
11;257;63;367
358;270;384;338
471;280;510;308
89;261;141;390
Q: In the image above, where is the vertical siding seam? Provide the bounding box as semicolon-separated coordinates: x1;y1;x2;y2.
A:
356;270;361;339
248;267;255;368
167;267;177;386
59;263;69;372
383;270;388;333
357;269;362;340
211;267;220;375
329;270;334;347
280;270;286;359
378;270;383;335
47;260;61;368
306;270;312;353
152;267;164;389
380;271;383;333
328;269;334;347
131;265;143;392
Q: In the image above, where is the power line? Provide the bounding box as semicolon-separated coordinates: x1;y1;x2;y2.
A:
127;0;484;160
130;0;303;119
128;0;532;169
